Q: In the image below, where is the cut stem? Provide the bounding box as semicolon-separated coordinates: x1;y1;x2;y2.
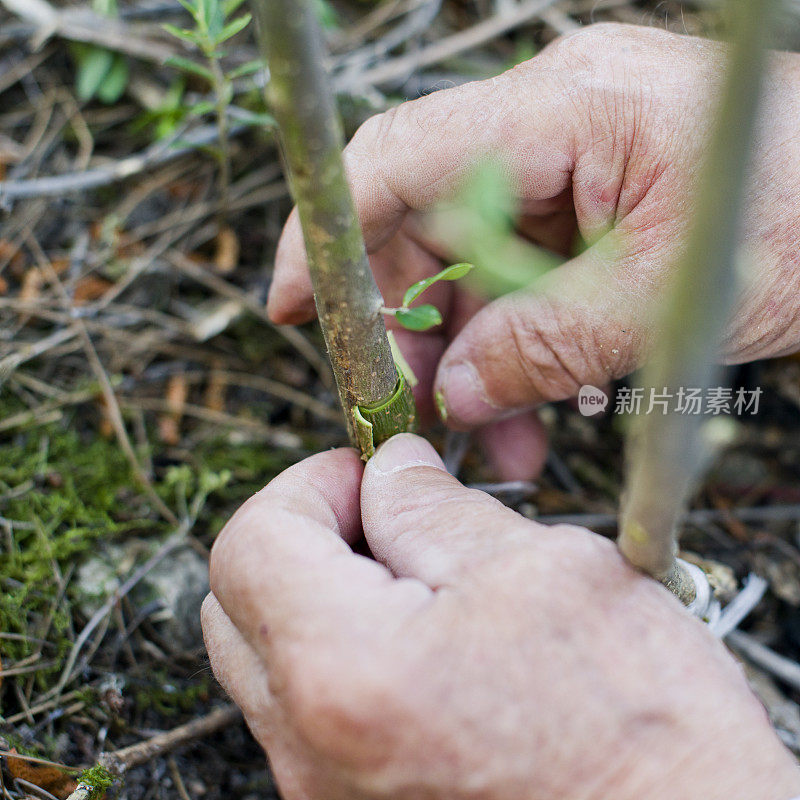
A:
253;0;415;452
618;0;778;603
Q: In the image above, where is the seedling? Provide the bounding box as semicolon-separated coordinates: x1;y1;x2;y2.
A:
381;263;474;332
164;0;268;211
618;0;778;606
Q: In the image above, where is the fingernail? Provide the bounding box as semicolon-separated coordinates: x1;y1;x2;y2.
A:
369;433;446;475
438;362;501;425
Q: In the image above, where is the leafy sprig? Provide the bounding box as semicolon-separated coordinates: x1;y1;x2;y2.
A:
382;263;473;331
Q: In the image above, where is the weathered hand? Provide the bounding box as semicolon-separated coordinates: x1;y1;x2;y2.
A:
267;24;800;478
203;433;800;800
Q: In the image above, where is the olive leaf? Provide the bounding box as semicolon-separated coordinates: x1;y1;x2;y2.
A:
382;263;473;332
394;305;443;332
402;263;473;307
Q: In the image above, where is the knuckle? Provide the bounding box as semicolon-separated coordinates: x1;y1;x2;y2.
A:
541;22;621;68
206;492;274;596
502;299;588;400
349;105;403;160
543;22;632;64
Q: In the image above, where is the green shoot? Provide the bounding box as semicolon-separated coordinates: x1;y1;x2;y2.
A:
382;263;474;332
427;159;562;297
132;78;188;140
163;0;265;215
71;0;129;104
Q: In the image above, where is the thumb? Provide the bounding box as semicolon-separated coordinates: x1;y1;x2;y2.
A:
361;433;540;587
434;232;663;427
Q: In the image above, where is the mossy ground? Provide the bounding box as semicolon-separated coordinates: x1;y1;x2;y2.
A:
0;387;297;708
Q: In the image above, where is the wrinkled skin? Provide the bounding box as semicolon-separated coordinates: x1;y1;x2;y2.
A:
203;23;800;800
204;434;800;800
269;23;800;479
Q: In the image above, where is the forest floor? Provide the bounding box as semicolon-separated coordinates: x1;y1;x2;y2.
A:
1;1;800;799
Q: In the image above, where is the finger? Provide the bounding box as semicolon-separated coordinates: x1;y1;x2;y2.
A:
209;448;431;665
202;594;315;800
389;326;446;424
361;433;540;586
202;593;275;724
433;228;667;427
268;61;577;323
268;207;315;324
478;412;549;482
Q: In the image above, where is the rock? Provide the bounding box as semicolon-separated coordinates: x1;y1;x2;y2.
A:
145;547;210;649
75;542;209;650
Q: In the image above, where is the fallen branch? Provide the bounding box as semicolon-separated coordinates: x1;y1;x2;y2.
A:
99;704;241;775
728;631;800;693
0;124;235;202
64;705;242;800
342;0;560;89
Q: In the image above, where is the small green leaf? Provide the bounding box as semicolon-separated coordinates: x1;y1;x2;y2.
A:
93;0;118;16
228;59;263;80
402;262;473;307
195;0;217;35
188;100;216;116
235;110;276;128
162;23;204;45
154;112;185;140
394;305;442;332
96;54;129;103
216;13;251;44
222;0;248;16
176;0;199;17
164;55;214;83
314;0;338;29
76;47;114;100
439;262;474;281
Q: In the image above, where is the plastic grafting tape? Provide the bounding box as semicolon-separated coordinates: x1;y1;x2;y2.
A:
678;558;721;625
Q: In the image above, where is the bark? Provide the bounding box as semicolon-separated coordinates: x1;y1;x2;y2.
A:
254;0;415;452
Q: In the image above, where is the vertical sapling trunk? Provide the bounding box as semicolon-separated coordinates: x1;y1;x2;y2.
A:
253;0;416;458
617;0;778;605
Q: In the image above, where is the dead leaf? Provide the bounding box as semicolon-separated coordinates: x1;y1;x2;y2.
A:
158;374;188;445
213;226;239;274
204;368;227;413
73;276;113;304
0;239;26;277
5;752;77;800
20;268;43;303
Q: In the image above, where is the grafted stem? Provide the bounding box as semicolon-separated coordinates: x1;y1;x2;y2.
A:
618;0;778;603
253;0;415;454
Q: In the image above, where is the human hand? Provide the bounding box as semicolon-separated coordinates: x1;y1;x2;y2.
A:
203;433;800;800
267;23;800;479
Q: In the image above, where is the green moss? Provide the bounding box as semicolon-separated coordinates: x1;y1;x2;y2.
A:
0;383;295;697
77;765;115;800
133;673;212;717
0;422;163;671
